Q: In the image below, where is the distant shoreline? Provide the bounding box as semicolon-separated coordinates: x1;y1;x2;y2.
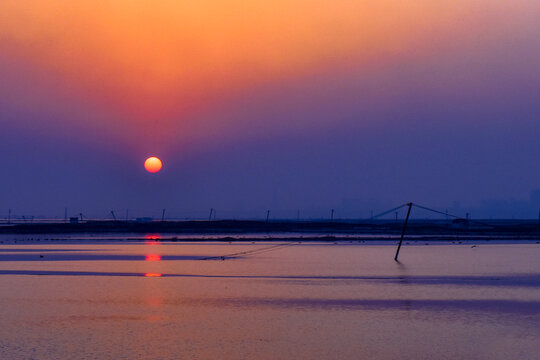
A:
0;219;539;239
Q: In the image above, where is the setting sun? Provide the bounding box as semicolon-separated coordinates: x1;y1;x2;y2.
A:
144;157;162;173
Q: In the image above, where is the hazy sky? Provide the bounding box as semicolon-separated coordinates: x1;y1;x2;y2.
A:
1;1;539;219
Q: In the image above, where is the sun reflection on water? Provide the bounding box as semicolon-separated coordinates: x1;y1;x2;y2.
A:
145;254;162;261
144;273;162;277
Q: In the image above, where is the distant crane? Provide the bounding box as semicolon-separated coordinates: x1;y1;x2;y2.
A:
161;209;166;222
110;210;117;221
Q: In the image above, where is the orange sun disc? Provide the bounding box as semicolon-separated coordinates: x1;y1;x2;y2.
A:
144;157;163;173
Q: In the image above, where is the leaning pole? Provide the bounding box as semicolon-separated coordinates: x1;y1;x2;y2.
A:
394;202;413;262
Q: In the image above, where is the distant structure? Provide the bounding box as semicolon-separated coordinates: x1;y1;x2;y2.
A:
451;218;469;229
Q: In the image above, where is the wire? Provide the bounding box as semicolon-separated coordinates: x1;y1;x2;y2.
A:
202;241;300;260
361;203;409;221
412;203;497;228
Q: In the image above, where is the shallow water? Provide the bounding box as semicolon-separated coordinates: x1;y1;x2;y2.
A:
0;240;539;359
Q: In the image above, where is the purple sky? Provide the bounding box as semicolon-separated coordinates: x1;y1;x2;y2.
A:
1;1;539;220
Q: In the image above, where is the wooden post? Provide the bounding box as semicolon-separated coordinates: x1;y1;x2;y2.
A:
394;202;413;262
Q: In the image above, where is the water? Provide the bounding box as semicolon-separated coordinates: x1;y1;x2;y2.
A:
1;239;539;359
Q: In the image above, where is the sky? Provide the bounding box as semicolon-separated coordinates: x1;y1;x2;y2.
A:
1;0;539;220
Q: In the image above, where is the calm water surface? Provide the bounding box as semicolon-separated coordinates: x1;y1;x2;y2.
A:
0;239;539;359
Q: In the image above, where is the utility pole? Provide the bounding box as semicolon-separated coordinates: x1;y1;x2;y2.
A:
330;209;334;222
266;210;270;223
209;208;213;221
394;202;413;262
161;209;166;222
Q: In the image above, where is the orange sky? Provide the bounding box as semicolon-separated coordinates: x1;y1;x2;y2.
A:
1;0;538;148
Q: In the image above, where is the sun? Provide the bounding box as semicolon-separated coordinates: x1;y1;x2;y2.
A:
144;157;163;173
